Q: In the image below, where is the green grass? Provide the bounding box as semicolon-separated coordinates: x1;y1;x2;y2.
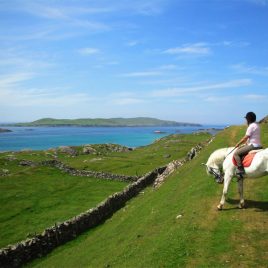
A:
27;124;268;267
0;167;127;248
59;133;211;176
0;132;210;249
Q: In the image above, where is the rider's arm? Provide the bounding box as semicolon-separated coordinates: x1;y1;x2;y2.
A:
235;135;249;147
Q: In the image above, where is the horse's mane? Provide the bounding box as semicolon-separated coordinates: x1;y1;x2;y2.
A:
206;147;234;168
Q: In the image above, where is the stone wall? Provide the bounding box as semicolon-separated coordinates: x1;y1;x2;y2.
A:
0;138;213;267
0;167;166;268
153;137;214;188
41;160;139;182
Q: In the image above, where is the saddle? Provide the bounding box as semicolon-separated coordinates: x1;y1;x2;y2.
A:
232;149;263;167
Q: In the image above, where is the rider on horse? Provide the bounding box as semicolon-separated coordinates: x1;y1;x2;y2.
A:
233;112;262;177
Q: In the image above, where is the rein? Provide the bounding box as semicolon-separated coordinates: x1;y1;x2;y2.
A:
202;163;224;184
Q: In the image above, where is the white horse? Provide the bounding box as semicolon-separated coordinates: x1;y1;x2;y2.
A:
205;147;268;210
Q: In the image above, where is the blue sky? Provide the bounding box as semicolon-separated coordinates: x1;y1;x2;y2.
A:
0;0;268;124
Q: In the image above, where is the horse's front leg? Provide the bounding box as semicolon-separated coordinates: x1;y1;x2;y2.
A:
217;173;232;210
238;178;245;209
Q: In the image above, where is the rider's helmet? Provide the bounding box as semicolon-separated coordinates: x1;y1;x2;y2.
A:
244;112;256;123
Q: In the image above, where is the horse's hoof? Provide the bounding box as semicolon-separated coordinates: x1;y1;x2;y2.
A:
217;204;223;210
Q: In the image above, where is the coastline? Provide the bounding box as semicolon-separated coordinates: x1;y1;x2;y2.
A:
0;125;226;153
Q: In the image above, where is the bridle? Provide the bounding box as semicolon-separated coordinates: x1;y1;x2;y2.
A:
202;147;240;184
202;163;224;184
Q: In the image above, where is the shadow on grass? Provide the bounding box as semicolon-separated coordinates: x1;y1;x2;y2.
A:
226;198;268;212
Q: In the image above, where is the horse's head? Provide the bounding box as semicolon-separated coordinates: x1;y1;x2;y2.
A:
202;163;224;184
203;148;230;184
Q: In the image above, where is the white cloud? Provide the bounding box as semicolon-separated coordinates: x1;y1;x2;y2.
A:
231;63;268;76
222;41;250;47
0;2;111;41
157;64;178;70
9;0;167;19
0;86;92;107
152;79;252;97
0;26;85;42
78;47;101;55
164;43;211;55
246;0;268;6
69;19;110;31
0;48;55;71
2;2;113;20
0;72;35;88
203;93;267;103
120;64;178;79
126;40;140;47
243;94;268;100
204;96;230;102
29;5;113;19
112;0;169;15
0;72;93;107
121;71;162;77
1;0;168;20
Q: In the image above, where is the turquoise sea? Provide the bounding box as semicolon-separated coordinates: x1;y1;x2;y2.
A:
0;125;225;152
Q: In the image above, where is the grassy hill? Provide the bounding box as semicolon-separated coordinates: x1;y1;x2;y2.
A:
13;117;201;127
27;124;268;267
55;133;210;176
0;132;210;249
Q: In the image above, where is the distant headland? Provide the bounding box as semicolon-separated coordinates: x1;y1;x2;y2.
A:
0;128;12;133
8;117;202;127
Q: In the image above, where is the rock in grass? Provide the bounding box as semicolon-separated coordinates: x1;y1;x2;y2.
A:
58;146;78;156
0;169;9;176
19;160;36;167
163;154;171;158
5;155;17;161
82;146;97;154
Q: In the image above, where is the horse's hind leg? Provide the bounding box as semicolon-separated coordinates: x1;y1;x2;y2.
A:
217;173;232;210
238;179;245;209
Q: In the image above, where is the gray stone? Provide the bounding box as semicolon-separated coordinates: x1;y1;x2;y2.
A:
58;146;78;156
0;169;9;176
19;160;36;167
82;146;96;154
5;155;17;161
163;154;171;158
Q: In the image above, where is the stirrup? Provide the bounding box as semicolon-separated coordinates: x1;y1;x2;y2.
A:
237;166;245;173
237;173;244;180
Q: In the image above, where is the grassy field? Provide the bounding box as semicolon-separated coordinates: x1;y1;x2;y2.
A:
27;124;268;267
58;133;211;176
0;167;127;248
0;132;210;249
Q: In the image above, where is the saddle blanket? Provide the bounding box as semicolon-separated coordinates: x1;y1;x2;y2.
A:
232;151;258;167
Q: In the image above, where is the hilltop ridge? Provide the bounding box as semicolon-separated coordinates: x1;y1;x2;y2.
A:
12;117;201;127
259;115;268;124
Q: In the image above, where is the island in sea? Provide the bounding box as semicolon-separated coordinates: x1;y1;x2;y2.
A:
0;128;12;133
11;117;202;127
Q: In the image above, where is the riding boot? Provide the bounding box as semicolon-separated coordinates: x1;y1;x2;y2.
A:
236;165;245;179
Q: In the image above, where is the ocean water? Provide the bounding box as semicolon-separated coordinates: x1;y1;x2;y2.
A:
0;125;225;152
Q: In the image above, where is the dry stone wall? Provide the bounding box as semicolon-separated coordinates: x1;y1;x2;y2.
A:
153;137;214;188
41;160;138;182
15;159;138;182
0;138;213;267
0;167;165;268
